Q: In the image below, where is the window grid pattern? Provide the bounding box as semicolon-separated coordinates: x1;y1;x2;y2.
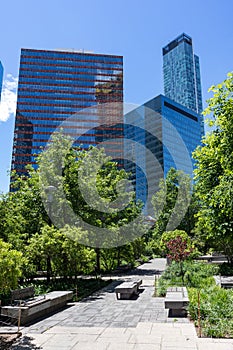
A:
11;49;123;175
163;33;203;117
124;95;202;215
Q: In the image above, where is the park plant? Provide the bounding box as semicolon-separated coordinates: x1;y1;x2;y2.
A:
0;133;149;285
188;286;233;338
0;239;27;301
166;235;194;285
156;261;217;296
157;259;233;338
193;72;233;263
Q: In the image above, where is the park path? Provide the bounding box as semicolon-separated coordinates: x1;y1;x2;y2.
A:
10;258;233;349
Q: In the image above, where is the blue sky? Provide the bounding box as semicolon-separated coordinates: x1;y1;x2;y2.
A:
0;0;232;193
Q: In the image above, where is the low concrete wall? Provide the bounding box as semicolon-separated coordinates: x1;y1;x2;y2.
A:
1;291;73;325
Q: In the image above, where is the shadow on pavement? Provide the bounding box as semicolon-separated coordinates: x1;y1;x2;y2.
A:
80;280;122;302
12;336;42;350
80;280;146;302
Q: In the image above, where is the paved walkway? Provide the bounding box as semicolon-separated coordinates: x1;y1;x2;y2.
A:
9;259;233;349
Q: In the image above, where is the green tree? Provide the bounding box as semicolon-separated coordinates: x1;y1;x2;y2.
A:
56;225;95;278
1;132;148;279
27;225;94;282
27;225;62;283
151;168;196;250
39;133;146;271
0;239;26;295
193;73;233;263
0;168;48;250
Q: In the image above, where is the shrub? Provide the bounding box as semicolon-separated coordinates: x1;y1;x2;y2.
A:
156;261;217;295
160;230;192;254
157;259;233;338
0;239;26;296
188;286;233;338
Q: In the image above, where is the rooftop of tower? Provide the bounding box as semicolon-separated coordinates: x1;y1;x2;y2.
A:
20;47;123;59
54;48;94;54
162;33;192;56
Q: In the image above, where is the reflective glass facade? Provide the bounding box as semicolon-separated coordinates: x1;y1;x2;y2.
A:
11;49;123;176
124;106;148;208
163;33;203;118
124;94;202;215
0;61;3;101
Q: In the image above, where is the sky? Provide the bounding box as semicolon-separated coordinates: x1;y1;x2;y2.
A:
0;0;232;193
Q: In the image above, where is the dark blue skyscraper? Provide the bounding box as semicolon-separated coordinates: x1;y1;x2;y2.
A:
163;33;203;116
11;48;123;177
124;95;202;214
0;61;3;101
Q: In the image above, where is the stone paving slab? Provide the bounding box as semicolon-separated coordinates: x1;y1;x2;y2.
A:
9;259;233;350
20;279;179;334
13;323;233;349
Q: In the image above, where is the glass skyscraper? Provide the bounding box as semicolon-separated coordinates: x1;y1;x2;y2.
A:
0;61;3;101
11;48;123;177
163;33;203;116
124;94;202;215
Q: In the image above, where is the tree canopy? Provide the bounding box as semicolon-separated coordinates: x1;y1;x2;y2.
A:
0;239;26;294
193;72;233;262
0;132;148;284
152;167;194;236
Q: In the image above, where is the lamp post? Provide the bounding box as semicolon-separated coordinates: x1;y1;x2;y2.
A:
45;185;56;283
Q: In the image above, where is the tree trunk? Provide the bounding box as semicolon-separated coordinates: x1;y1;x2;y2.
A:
62;254;68;281
47;256;52;283
180;261;185;286
95;248;101;273
117;247;121;266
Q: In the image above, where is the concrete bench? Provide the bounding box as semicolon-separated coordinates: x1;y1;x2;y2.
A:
115;279;142;300
220;276;233;289
10;286;47;308
10;286;35;305
164;287;189;317
1;291;73;325
196;255;228;263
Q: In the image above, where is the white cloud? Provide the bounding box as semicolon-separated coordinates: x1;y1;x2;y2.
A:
0;74;18;122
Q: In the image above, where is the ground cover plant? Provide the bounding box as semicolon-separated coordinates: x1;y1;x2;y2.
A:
156;261;233;338
156;261;217;296
188;286;233;338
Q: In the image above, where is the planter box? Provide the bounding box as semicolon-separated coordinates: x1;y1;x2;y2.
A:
1;291;73;325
